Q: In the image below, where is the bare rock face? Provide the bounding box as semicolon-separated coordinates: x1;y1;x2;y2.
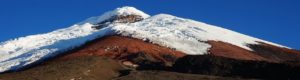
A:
114;15;144;23
92;15;144;29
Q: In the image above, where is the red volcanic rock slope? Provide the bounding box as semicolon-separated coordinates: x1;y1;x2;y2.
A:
59;35;185;64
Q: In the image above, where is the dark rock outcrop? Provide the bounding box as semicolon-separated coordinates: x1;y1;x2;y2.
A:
172;55;300;79
248;42;300;63
208;41;300;64
114;71;248;80
92;15;144;29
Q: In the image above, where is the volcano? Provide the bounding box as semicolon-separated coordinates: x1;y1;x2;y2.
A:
0;6;300;80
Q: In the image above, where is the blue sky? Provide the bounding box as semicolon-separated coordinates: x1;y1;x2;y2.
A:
0;0;299;49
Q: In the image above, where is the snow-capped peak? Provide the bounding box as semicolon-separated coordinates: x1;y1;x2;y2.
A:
0;6;289;73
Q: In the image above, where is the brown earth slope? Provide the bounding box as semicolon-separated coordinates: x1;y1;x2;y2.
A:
0;56;124;80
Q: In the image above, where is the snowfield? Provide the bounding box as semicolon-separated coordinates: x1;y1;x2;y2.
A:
0;6;288;73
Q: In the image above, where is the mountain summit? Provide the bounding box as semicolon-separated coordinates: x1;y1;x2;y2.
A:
0;6;299;76
81;6;149;25
91;6;150;29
